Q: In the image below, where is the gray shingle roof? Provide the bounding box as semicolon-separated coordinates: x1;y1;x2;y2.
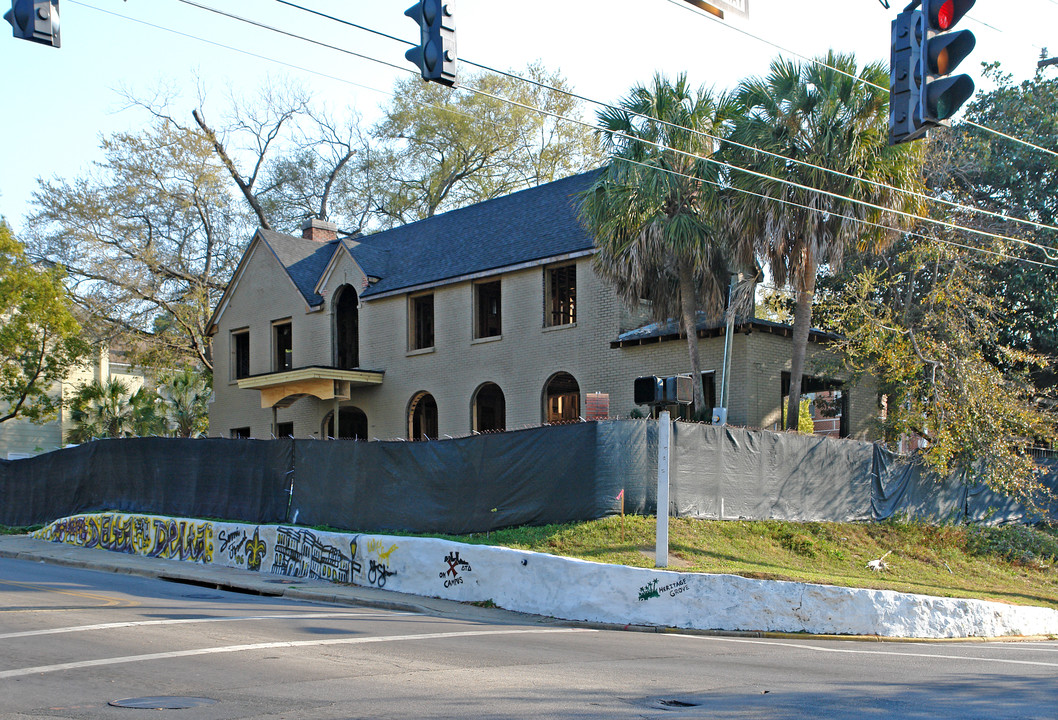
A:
351;169;600;297
249;169;601;304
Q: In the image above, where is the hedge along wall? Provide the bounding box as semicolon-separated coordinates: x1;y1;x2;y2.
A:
3;420;1055;531
32;512;1058;639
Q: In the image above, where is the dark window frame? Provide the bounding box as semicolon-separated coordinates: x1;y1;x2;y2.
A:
273;320;293;372
230;426;251;439
410;293;435;350
545;264;576;327
231;328;250;381
474;280;502;339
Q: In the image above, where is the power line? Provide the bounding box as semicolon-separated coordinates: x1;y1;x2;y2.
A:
615;156;1058;271
80;0;1058;265
276;0;1058;246
664;0;1058;160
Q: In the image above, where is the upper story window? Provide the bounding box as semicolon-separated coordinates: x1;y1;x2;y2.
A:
273;320;292;372
545;264;576;327
474;280;501;339
231;328;250;381
410;293;434;351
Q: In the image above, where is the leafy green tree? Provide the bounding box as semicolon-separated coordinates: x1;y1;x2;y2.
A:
374;63;602;228
0;222;91;425
731;52;925;429
67;378;166;443
579;74;746;416
950;63;1058;370
159;367;211;438
823;234;1056;508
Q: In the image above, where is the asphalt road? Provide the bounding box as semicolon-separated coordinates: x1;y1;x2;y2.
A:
2;557;1057;719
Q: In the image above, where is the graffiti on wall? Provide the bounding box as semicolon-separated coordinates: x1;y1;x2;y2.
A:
358;538;398;588
637;577;688;602
439;550;473;589
270;527;360;583
218;527;268;571
35;513;213;563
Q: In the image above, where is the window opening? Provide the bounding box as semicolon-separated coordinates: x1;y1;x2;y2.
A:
323;406;368;440
546;264;576;326
274;321;292;372
473;383;506;432
335;285;360;369
231;329;250;380
544;372;580;423
410;294;434;350
230;427;251;439
409;392;438;440
475;280;502;339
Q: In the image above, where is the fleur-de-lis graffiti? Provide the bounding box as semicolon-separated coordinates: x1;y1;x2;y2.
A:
245;529;267;571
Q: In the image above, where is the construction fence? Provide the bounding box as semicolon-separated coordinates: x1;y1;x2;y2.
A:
1;419;1054;531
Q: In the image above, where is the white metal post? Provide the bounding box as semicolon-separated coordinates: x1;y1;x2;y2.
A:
656;409;670;568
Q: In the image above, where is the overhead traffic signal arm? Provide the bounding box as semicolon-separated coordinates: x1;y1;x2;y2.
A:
3;0;60;47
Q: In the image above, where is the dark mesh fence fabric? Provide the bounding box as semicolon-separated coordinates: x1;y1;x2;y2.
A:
2;420;1055;531
290;421;650;533
0;437;292;527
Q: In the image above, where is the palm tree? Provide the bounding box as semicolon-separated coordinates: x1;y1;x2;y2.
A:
731;52;924;430
160;367;211;438
67;378;165;443
579;74;747;417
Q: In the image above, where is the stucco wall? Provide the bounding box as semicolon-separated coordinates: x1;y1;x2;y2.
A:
34;512;1058;639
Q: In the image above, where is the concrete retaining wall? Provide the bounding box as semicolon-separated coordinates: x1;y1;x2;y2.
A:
32;512;1058;639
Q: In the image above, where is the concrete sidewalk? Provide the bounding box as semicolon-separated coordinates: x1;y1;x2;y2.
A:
0;534;559;629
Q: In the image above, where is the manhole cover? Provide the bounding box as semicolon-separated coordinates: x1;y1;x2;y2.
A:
109;696;217;709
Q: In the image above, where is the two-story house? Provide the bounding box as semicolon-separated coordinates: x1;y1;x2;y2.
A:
207;170;877;441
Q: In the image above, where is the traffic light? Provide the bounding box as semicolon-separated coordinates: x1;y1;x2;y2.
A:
917;0;976;125
889;0;976;145
3;0;60;48
889;10;918;144
404;0;456;86
634;375;692;406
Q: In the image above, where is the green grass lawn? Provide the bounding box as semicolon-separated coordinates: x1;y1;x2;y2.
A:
441;516;1058;610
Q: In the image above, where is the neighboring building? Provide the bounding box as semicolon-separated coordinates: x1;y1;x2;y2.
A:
0;345;146;459
207;171;878;441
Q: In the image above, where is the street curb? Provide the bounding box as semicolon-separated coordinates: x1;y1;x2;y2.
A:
4;537;1055;644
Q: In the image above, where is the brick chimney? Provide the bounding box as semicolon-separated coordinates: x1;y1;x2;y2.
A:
301;218;338;243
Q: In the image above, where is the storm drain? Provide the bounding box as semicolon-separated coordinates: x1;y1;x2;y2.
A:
654;698;702;710
109;697;217;710
158;575;284;597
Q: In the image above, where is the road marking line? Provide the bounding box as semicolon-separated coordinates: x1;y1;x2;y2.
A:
0;612;413;640
0;579;139;608
673;634;1058;669
0;628;594;679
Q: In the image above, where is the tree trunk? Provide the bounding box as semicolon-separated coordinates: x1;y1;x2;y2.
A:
678;262;706;418
785;267;817;431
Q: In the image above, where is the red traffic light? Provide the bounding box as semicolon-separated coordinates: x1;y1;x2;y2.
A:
924;0;974;32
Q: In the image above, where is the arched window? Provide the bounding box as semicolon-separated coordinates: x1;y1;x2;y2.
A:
322;406;368;440
543;372;580;423
334;284;359;369
408;392;438;440
472;383;506;433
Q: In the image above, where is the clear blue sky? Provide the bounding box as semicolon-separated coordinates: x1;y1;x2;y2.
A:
1;0;1055;232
